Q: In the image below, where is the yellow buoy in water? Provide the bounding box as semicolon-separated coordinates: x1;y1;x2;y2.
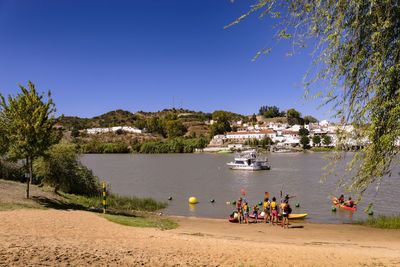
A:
188;196;198;204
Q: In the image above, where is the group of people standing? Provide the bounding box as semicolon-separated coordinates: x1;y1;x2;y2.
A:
235;194;293;228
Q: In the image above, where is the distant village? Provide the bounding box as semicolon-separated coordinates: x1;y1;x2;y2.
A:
80;117;369;153
205;119;357;152
56;108;399;154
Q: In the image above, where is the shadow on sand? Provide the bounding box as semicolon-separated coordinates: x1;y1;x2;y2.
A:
32;196;89;211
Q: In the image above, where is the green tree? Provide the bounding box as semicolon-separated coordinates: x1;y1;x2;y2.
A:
227;0;400;194
304;116;318;125
0;123;9;156
250;113;257;125
260;136;273;148
133;117;147;129
312;135;321;147
298;127;309;137
70;128;80;138
300;136;310;149
34;144;100;195
259;105;283;118
322;135;332;147
286;108;302;125
212;110;234;122
197;137;208;150
209;121;231;138
165;120;187;138
0;81;57;198
146;117;166;137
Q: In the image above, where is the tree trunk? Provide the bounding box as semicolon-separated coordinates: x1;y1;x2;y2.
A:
26;157;32;199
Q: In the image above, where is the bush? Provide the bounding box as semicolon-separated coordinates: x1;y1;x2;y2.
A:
61;191;167;212
0;159;25;182
80;142;130;153
357;215;400;229
34;144;100;196
139;138;206;153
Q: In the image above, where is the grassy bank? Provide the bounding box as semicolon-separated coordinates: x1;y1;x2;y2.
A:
60;192;167;213
0;179;174;230
310;147;336;152
357;215;400;229
101;214;177;230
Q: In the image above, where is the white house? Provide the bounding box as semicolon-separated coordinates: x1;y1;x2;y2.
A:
86;126;142;135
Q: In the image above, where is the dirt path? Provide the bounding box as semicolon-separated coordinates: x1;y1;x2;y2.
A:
1;209;399;266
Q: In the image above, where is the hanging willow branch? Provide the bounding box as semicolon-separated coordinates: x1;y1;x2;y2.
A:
227;0;400;196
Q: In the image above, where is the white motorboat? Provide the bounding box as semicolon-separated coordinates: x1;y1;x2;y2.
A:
226;150;270;171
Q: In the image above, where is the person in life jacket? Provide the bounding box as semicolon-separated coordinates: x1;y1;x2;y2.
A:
338;194;345;204
252;205;259;223
263;198;270;223
281;202;292;229
236;197;243;223
243;202;250;224
345;197;354;207
270;197;278;225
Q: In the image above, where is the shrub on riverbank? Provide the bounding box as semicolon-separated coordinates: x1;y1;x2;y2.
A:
79;142;131;154
60;192;167;212
137;137;207;153
0;179;167;214
0;159;25;182
310;147;336;152
73;136;208;154
34;144;101;196
357;215;400;229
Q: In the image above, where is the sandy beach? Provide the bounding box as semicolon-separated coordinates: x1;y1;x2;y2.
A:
0;209;399;266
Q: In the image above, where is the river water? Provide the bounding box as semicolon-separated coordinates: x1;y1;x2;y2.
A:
81;153;400;223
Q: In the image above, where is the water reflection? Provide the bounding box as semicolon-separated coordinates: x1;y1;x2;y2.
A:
188;203;197;213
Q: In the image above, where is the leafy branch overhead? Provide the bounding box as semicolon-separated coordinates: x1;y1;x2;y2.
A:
227;1;400;195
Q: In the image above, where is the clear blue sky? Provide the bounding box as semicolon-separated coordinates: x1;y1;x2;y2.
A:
0;0;333;119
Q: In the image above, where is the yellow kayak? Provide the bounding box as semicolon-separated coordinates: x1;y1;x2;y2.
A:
288;213;308;219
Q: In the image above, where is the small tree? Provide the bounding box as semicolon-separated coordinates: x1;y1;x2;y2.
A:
260;136;273;148
299;127;309;137
312;135;321;147
115;128;124;135
322;135;332;147
34;144;100;195
259;105;281;118
304;115;318;124
300;136;310;149
209;121;231;138
250;113;258;125
0;81;57;198
70;127;80;138
197;137;208;150
165;120;187;138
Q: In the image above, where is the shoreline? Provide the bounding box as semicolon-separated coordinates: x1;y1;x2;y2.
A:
1;209;399;266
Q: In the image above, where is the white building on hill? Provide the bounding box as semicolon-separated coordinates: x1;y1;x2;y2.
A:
86;126;142;134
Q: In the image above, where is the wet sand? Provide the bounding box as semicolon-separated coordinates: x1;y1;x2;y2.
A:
1;209;400;266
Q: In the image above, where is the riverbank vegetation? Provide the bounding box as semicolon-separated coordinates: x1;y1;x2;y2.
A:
101;214;177;230
0;179;172;230
357;215;400;229
137;137;208;153
60;191;167;213
0;84;168;217
310;147;336;152
76;137;208;154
